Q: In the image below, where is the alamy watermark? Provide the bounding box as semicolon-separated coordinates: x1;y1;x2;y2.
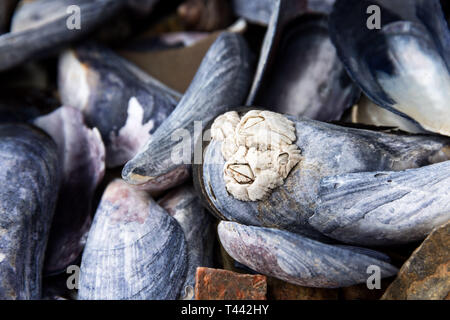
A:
66;265;80;290
66;5;81;30
366;265;382;290
366;5;381;30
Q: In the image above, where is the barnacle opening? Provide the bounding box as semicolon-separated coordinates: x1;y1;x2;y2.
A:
211;110;301;201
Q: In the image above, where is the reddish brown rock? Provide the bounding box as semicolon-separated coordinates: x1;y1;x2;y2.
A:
381;221;450;300
195;267;267;300
267;277;339;300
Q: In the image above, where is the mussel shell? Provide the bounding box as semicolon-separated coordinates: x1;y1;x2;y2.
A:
351;95;426;134
310;160;450;246
158;185;215;300
34;106;105;275
218;221;398;288
121;32;253;187
0;0;125;71
59;43;179;168
0;0;17;34
246;0;360;120
78;179;187;300
0;124;60;299
231;0;275;26
253;14;360;121
329;0;450;135
118;20;247;94
231;0;337;26
199;112;450;237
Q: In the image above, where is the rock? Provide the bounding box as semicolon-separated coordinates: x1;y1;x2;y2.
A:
267;277;338;300
381;221;450;300
195;267;267;300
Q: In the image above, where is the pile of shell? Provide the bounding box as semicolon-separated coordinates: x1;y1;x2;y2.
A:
0;0;448;300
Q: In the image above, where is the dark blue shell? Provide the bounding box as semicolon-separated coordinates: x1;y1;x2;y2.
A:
79;180;187;300
0;124;60;299
218;221;398;288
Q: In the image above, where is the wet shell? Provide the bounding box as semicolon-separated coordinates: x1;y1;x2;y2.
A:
310;160;450;246
0;124;60;299
34;106;105;274
78;179;187;300
58;43;179;168
218;221;398;288
122;32;253;188
199;110;450;238
158;185;215;300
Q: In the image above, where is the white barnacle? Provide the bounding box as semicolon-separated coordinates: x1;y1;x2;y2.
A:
211;111;240;160
236;110;296;149
211;110;301;201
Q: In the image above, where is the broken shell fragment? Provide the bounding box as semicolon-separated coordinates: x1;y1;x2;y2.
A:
0;124;60;299
78;179;187;300
158;185;215;300
310;160;450;246
218;221;398;288
58;44;178;168
329;0;450;136
122;32;253;187
199;110;450;238
34;106;105;275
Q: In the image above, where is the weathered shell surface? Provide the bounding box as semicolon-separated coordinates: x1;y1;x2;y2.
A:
122;32;253;187
0;124;60;299
59;43;178;168
79;179;187;300
218;221;398;288
158;185;215;300
201;112;450;237
0;0;125;71
310;160;450;246
34;106;105;274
